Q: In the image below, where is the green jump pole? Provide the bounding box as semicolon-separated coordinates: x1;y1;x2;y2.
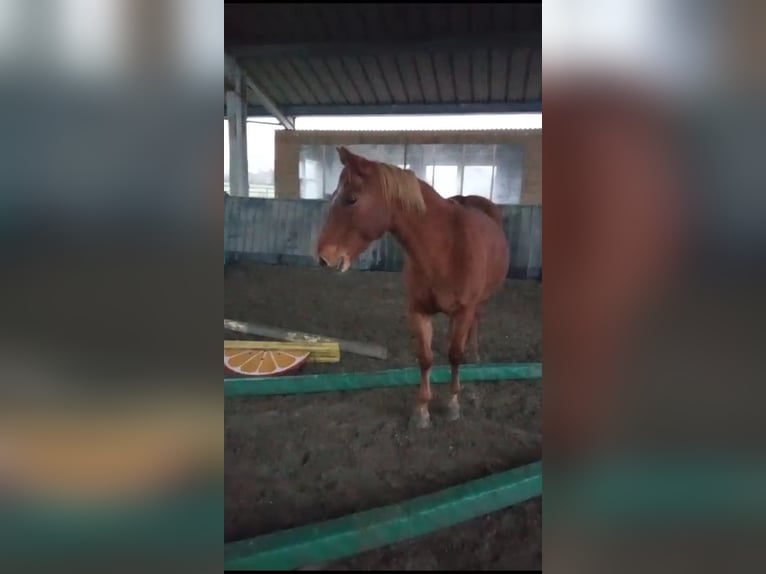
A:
224;461;542;570
224;362;542;397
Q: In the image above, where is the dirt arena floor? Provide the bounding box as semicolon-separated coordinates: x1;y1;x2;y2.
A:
224;260;542;570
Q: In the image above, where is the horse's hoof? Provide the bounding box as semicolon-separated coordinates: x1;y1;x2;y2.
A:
447;402;461;422
410;410;431;430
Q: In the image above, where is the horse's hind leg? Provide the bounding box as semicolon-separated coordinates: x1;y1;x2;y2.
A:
467;307;482;362
409;310;434;429
447;306;477;421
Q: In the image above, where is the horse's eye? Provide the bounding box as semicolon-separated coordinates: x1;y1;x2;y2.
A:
344;195;358;206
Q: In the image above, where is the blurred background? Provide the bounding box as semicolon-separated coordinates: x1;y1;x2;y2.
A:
543;0;766;572
0;0;221;571
2;0;766;569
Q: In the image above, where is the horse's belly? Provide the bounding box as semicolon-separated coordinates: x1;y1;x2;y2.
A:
409;288;446;315
488;244;511;292
404;251;503;315
416;285;473;315
405;277;459;315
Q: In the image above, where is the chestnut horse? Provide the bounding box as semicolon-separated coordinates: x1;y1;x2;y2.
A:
316;147;510;428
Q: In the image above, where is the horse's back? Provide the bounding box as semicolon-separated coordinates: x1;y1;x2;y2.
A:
450;201;510;301
448;195;505;229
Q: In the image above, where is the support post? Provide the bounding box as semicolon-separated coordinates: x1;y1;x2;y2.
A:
225;53;295;130
226;70;249;197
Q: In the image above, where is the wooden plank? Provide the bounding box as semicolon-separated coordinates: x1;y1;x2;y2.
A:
224;340;337;352
224;319;388;360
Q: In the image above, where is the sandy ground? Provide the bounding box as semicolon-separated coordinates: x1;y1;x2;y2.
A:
224;261;542;570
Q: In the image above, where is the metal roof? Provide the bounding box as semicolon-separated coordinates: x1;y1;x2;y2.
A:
224;3;541;120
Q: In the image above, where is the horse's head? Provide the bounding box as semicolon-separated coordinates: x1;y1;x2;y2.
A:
316;146;423;272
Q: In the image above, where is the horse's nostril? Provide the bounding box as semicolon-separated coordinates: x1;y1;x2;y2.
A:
318;257;329;267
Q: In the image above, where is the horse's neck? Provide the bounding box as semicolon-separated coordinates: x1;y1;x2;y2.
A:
389;183;452;271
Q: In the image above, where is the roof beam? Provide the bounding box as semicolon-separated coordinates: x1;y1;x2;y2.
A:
228;33;541;61
242;101;542;117
224;53;294;130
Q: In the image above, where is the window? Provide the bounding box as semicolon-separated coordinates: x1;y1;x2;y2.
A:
224;118;282;198
297;142;526;204
299;159;323;200
462;165;495;199
425;165;459;198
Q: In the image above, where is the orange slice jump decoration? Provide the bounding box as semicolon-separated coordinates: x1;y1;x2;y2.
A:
224;348;310;377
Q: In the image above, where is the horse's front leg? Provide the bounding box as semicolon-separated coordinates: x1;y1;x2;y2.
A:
447;306;477;421
409;309;433;429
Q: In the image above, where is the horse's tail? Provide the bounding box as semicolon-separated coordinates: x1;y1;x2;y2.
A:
448;195;505;229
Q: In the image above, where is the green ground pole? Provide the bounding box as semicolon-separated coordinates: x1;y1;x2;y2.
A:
224;363;543;569
224;461;542;570
224;362;542;397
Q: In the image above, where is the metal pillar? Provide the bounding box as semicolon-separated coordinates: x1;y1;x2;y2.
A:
226;73;249;197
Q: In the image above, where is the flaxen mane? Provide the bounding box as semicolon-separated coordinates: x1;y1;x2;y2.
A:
372;161;425;213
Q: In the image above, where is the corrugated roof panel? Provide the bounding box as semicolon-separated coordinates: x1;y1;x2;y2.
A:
341;56;379;105
324;57;363;104
506;48;531;102
395;53;425;103
358;55;392;103
413;52;440;103
490;4;516;33
286;129;541;136
307;58;349;105
448;4;472;36
424;3;450;36
471;48;490;102
312;4;341;40
296;4;327;43
243;61;289;104
453;52;472;102
403;4;426;40
489;47;510;102
281;59;319;104
336;4;369;39
431;52;456;103
226;4;539;48
525;50;542;101
289;59;333;105
226;3;541;115
360;4;384;39
376;54;409;104
258;59;305;105
470;3;493;34
378;5;405;42
514;3;542;31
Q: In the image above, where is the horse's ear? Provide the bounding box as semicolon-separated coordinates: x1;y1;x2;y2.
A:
337;146;354;166
337;146;373;175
